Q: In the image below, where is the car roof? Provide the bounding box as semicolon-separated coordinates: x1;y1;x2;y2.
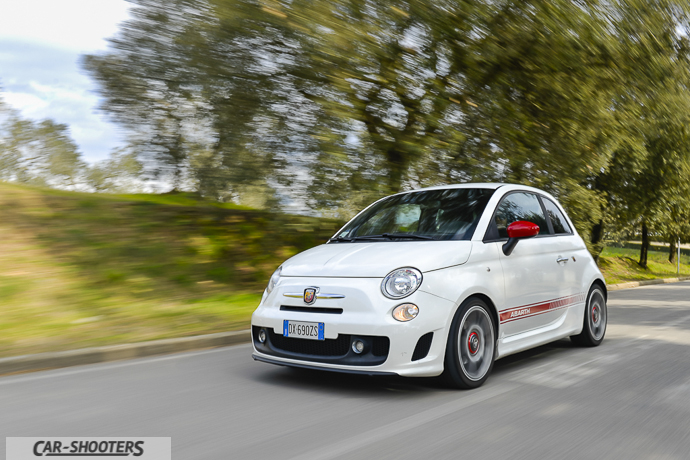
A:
410;183;505;192
391;183;561;205
400;182;557;196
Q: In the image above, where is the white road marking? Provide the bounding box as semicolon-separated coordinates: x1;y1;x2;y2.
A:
289;384;514;460
608;299;690;308
656;313;690;329
607;325;690;346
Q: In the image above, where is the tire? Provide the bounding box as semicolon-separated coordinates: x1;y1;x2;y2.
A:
571;284;607;347
443;297;496;389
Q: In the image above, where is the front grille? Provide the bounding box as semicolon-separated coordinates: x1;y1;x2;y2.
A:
280;306;343;314
268;330;350;356
253;326;389;366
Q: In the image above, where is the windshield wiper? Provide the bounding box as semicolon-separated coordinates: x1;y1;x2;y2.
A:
349;233;434;241
382;233;434;240
328;236;354;243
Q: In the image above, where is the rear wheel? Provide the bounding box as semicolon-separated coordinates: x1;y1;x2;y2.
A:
571;284;607;347
443;297;495;389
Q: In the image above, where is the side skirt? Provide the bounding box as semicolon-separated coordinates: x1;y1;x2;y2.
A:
496;304;584;359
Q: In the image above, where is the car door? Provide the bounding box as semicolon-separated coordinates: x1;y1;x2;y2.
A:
485;191;574;337
540;196;588;306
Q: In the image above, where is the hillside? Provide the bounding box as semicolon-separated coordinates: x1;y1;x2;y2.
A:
0;183;343;357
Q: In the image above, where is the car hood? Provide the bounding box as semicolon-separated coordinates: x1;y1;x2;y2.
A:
280;241;473;278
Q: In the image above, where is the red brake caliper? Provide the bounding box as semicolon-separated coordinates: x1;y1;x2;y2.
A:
468;332;480;355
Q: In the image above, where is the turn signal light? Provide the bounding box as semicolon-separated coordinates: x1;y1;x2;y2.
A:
392;303;419;322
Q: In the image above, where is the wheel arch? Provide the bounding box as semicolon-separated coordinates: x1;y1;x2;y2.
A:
459;292;500;337
591;278;607;301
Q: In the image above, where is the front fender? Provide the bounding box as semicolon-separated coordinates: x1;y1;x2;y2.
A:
419;242;505;335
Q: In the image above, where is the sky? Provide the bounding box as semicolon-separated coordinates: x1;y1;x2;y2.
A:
0;0;131;162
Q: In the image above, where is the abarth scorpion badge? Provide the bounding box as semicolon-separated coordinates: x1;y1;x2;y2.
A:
303;287;318;305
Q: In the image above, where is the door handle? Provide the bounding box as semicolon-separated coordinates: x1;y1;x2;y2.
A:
556;257;569;264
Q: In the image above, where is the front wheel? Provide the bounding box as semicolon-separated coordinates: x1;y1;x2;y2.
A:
443;297;496;389
571;284;607;347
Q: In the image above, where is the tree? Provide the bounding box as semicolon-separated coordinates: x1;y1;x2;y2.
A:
86;147;143;193
83;0;286;201
589;0;690;267
1;96;84;188
83;0;690;256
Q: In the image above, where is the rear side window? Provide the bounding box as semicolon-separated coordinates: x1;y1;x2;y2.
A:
542;198;572;234
494;192;550;238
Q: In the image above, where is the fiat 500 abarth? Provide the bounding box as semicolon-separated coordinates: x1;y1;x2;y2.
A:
251;183;607;388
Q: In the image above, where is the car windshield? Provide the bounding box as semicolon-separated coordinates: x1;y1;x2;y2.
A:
333;188;496;242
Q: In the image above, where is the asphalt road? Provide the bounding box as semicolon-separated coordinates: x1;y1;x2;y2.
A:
2;282;690;459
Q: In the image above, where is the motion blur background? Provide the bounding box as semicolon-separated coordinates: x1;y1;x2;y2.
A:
1;0;690;356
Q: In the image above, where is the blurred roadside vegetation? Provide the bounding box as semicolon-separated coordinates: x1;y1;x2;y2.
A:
0;182;341;357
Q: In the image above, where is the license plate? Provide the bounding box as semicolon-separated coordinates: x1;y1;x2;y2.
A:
283;320;325;340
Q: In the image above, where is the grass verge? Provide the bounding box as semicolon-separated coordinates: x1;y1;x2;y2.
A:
598;245;690;285
0;182;342;357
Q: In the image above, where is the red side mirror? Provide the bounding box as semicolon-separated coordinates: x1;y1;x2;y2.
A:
507;221;540;239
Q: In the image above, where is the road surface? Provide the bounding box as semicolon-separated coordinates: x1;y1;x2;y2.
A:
2;282;690;459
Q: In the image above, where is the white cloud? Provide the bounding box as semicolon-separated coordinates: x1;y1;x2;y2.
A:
0;1;131;162
3;91;49;114
0;0;130;52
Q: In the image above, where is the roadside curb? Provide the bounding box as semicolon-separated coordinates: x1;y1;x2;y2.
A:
607;276;690;291
0;329;250;376
3;276;690;377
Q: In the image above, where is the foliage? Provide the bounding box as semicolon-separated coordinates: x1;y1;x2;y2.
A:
74;0;690;254
0;98;85;188
87;147;144;193
0;95;144;193
590;0;690;265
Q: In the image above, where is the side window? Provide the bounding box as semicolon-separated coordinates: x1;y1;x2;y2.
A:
542;198;572;234
494;192;550;238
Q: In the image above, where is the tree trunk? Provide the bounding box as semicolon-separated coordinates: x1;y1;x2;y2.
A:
590;219;605;264
386;149;406;193
669;237;677;264
639;222;649;268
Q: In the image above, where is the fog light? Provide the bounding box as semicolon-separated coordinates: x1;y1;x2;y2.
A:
258;329;267;344
352;340;365;354
392;303;419;322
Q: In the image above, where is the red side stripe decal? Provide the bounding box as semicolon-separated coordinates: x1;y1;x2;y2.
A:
500;292;586;323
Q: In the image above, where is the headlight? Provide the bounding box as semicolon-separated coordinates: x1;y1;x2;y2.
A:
381;267;422;299
266;266;282;294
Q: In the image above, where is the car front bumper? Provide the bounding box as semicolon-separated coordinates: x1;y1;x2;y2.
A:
250;276;456;377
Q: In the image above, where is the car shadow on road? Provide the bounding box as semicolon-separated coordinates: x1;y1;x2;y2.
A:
247;338;578;396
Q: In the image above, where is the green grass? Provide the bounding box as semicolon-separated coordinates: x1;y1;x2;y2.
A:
0;182;342;357
598;244;690;285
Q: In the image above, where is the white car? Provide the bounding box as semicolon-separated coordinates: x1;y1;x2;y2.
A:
251;183;607;388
